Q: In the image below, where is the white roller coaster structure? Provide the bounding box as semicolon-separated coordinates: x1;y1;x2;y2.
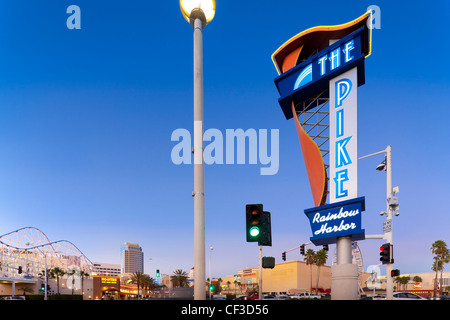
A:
0;227;93;280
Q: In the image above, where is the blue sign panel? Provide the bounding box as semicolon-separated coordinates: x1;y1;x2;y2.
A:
304;197;365;245
274;27;367;120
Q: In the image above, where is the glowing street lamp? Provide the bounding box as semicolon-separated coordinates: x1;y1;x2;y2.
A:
179;0;215;301
180;0;216;27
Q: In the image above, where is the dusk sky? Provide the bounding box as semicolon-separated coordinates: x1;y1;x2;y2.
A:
0;0;448;280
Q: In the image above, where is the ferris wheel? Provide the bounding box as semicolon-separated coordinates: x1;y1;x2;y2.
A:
332;241;364;290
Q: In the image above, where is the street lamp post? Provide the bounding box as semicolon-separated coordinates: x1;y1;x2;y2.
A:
359;145;397;300
179;0;216;301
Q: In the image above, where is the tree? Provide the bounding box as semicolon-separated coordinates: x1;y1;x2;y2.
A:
129;272;146;299
18;286;33;296
141;274;155;298
314;249;328;294
431;240;449;296
78;270;90;298
304;249;316;293
171;269;189;287
48;267;66;295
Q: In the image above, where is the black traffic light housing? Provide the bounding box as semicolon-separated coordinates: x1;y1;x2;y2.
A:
246;204;272;246
391;269;400;277
300;245;305;255
259;211;272;246
380;243;393;264
18;266;22;274
156;269;160;278
246;204;263;242
282;252;286;261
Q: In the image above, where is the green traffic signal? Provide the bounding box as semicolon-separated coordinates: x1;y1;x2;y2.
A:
249;226;260;238
246;204;263;242
245;204;272;246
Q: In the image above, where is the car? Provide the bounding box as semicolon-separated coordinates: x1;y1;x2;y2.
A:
243;294;259;300
373;292;428;300
293;292;321;299
262;295;278;300
0;296;25;300
276;294;290;300
431;295;450;300
393;292;428;300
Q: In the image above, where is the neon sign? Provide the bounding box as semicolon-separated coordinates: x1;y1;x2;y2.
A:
274;27;367;120
305;197;365;245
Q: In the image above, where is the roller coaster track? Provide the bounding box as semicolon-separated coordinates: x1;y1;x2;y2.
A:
0;227;93;279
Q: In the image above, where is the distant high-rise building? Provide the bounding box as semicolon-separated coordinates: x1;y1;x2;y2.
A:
120;242;144;274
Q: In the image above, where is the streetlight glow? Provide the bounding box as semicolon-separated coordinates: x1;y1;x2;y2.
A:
180;0;216;25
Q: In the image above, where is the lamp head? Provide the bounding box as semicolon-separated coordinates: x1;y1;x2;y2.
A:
180;0;216;28
376;160;386;171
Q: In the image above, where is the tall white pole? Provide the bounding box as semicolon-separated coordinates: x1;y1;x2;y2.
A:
193;17;206;301
385;145;393;300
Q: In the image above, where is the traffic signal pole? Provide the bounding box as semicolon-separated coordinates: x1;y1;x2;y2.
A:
259;245;262;300
384;145;394;301
359;145;396;300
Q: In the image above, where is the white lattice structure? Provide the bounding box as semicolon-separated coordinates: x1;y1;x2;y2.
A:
0;227;93;280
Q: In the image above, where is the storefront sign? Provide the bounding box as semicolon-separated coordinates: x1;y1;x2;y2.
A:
101;277;118;284
329;67;358;202
304;197;365;245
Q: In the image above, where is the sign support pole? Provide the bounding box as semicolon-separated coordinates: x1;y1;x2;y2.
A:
258;245;262;300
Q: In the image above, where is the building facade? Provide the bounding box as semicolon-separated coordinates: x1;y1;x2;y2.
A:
92;262;121;277
120;242;144;274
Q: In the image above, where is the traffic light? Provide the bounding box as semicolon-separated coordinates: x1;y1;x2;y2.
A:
323;245;329;251
209;284;214;293
259;211;272;246
380;243;392;264
40;284;45;292
156;269;160;278
282;252;286;261
300;245;305;255
245;204;272;246
246;204;263;242
18;266;22;274
391;269;400;277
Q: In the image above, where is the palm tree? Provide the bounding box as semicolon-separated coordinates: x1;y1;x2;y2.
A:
171;269;188;287
314;249;328;295
129;272;146;299
431;240;449;296
78;270;90;298
304;249;316;293
141;274;155;298
19;286;33;297
48;267;66;295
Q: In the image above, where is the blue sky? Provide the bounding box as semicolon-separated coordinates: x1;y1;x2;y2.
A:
0;0;448;279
